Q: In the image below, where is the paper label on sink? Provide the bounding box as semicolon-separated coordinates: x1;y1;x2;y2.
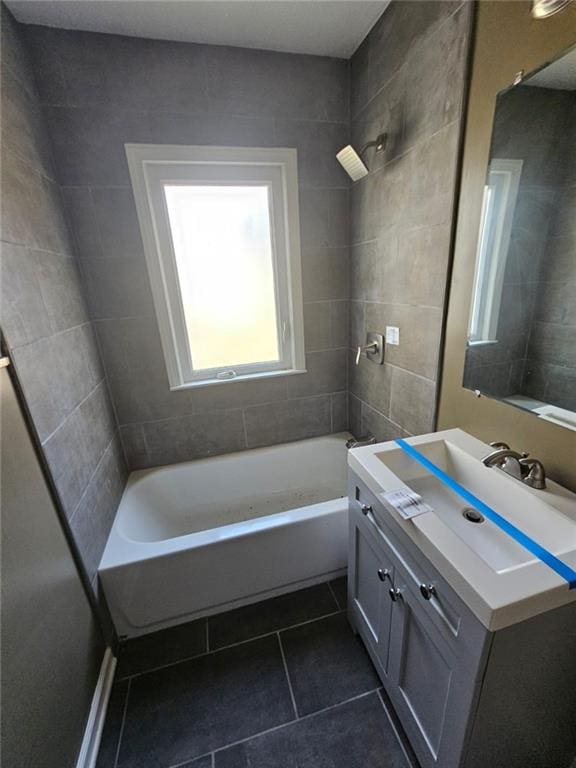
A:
381;488;433;520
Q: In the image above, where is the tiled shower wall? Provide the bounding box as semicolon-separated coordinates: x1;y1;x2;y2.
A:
27;26;351;469
0;6;127;587
348;1;472;440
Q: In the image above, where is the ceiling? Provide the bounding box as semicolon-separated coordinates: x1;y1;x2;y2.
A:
527;45;576;90
6;0;390;59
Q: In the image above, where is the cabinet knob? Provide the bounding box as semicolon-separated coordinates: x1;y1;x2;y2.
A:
419;584;436;600
377;568;390;582
389;587;402;602
361;504;372;516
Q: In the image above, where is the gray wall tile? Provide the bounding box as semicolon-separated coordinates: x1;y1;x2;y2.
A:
70;438;127;582
365;303;443;380
12;324;103;442
44;106;151;186
31;27;351;468
349;1;470;437
205;46;348;122
119;423;149;468
2;11;126;594
43;382;117;519
35;251;89;333
245;396;332;448
331;392;349;432
1;242;51;347
389;367;435;436
287;350;347;399
142;409;246;467
301;247;349;301
361;402;406;442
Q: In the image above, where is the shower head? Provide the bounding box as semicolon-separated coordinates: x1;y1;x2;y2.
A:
336;133;387;181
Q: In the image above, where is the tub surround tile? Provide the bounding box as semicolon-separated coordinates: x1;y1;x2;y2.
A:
244;395;332;449
286;349;348;400
0;242;51;348
1;7;127;601
208;584;339;651
43;382;117;519
12;323;104;443
32;26;350;469
141;409;246;467
349;1;471;440
117;635;294;768
116;619;208;680
331;391;349;433
69;438;127;583
280;612;380;716
215;692;409;768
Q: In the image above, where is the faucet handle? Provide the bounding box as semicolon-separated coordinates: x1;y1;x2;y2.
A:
489;441;510;450
519;457;546;489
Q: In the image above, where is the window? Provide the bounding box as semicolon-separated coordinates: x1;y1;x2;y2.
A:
468;159;523;344
126;144;305;388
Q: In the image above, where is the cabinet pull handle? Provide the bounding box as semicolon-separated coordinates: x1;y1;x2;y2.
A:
419;584;436;601
377;568;390;582
361;503;373;516
389;587;402;602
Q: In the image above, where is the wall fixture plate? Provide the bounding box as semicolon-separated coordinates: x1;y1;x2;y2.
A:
365;332;384;365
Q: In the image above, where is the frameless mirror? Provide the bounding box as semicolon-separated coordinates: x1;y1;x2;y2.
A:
463;45;576;432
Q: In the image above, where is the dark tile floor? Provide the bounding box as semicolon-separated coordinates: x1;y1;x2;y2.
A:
97;578;416;768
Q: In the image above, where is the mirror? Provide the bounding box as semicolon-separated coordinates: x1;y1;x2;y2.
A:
464;45;576;432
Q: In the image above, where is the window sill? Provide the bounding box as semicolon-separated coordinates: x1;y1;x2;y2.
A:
169;368;308;391
467;339;499;347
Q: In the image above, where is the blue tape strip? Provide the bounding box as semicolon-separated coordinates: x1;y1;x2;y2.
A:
395;438;576;589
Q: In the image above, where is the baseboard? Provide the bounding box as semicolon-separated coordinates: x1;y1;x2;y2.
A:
75;647;117;768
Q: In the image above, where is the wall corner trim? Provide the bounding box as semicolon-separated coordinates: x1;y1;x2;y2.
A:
75;648;117;768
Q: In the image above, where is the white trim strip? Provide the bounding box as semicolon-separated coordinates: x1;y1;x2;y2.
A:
75;648;117;768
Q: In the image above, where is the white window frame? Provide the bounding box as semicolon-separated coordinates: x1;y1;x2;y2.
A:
125;144;306;389
468;158;523;345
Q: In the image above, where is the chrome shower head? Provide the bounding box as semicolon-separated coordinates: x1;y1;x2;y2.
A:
336;133;387;181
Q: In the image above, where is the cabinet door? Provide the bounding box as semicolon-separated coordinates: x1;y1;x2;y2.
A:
348;506;394;676
387;573;478;768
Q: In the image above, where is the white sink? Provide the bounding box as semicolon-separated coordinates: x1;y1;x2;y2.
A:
349;428;576;630
374;438;576;574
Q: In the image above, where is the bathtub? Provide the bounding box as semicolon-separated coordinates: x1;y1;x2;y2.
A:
99;432;350;638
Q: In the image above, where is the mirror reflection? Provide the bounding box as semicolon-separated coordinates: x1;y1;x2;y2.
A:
464;46;576;431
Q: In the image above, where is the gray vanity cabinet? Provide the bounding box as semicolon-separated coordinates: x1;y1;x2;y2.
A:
348;476;489;768
348;473;576;768
349;504;395;678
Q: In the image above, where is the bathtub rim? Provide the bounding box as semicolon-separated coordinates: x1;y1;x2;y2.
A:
100;491;348;571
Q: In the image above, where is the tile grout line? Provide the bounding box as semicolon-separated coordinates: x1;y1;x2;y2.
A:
326;579;341;611
210;688;382;760
117;608;346;682
376;689;417;768
113;677;132;768
277;631;299;720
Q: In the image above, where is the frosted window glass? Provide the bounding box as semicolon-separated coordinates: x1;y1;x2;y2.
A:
164;184;280;371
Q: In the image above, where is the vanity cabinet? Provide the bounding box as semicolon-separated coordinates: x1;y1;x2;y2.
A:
348;474;576;768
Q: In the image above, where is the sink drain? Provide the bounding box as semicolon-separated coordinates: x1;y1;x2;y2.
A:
462;508;484;524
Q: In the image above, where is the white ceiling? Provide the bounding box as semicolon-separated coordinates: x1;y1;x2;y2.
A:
527;46;576;90
6;0;390;59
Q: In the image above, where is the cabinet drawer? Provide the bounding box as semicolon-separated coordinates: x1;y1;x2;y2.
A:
350;477;484;660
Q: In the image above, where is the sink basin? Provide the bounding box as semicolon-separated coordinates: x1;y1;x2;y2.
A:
374;439;576;574
348;428;576;630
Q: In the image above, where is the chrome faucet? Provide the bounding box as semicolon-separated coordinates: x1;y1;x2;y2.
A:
482;443;546;489
346;434;377;449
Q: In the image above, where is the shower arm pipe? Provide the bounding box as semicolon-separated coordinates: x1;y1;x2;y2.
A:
359;133;387;157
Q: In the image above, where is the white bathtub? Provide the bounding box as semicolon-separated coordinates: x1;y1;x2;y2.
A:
99;432;350;638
